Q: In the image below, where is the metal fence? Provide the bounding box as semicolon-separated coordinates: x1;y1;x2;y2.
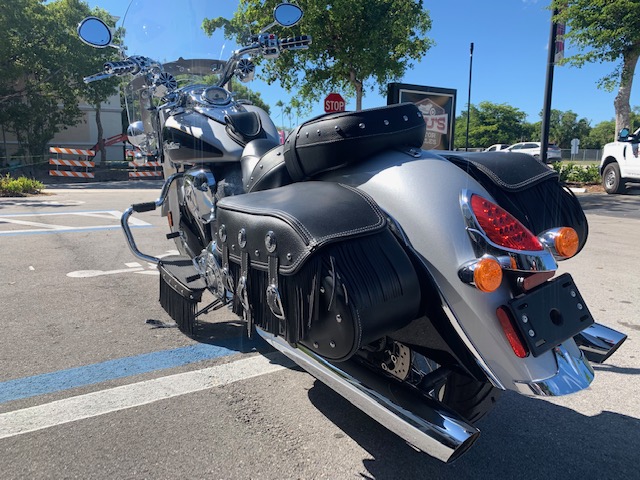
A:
561;149;601;163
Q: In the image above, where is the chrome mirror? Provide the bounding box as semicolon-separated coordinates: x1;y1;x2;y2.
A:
273;3;303;27
127;120;147;149
77;16;113;48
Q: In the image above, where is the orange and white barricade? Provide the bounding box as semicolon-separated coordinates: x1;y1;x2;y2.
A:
49;147;95;179
128;160;163;179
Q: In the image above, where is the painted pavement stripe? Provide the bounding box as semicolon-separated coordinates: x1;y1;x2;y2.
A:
0;210;151;236
0;339;261;404
0;353;289;440
0;225;152;236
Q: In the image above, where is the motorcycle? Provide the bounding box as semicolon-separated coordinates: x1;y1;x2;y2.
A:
78;1;627;463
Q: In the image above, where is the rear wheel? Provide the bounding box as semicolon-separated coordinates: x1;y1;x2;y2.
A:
359;340;501;424
439;372;502;423
603;163;625;194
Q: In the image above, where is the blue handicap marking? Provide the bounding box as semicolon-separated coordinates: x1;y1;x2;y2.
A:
0;337;263;404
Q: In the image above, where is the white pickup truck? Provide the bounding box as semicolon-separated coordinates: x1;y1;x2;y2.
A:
600;127;640;193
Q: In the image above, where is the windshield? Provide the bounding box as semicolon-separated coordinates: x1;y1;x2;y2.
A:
113;0;242;151
119;0;237;64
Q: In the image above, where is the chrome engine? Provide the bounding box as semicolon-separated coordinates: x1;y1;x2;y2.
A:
182;167;217;228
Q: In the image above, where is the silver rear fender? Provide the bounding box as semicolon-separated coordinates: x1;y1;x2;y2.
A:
321;149;593;395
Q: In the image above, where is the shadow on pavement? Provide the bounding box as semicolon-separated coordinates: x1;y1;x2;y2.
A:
307;382;640;479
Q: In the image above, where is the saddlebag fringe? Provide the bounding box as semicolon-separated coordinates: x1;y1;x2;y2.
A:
229;230;421;361
159;273;198;335
157;256;206;336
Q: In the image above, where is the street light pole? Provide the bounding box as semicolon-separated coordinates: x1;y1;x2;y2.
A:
465;42;474;152
541;9;559;164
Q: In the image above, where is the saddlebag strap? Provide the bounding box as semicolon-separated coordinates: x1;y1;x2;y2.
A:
237;248;253;337
220;231;235;294
266;254;287;335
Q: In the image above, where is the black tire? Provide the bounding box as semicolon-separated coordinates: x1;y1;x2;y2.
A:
603;163;626;194
440;371;502;423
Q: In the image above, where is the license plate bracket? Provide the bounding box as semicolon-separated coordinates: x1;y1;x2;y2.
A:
507;273;594;357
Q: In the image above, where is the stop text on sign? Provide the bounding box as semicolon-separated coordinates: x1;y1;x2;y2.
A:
324;93;346;113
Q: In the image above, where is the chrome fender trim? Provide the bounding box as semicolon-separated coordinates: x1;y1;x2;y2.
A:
256;328;480;463
513;342;594;396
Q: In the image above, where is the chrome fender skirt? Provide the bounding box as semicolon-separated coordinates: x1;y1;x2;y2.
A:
320;150;594;395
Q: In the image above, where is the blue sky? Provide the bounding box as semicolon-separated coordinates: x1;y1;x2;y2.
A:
82;0;636;127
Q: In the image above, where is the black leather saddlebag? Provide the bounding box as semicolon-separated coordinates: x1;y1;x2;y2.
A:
444;152;589;254
215;182;421;361
283;103;426;181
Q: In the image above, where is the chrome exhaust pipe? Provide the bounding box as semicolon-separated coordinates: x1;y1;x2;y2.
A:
574;323;627;364
256;328;480;463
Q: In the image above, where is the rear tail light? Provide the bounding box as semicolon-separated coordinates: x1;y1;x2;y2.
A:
538;227;580;259
470;195;543;251
554;227;579;258
458;255;504;292
496;306;528;358
474;257;503;292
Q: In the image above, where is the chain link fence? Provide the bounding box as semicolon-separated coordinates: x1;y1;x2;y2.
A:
560;149;601;163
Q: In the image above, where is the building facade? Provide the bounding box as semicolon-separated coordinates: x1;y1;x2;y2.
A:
1;93;125;169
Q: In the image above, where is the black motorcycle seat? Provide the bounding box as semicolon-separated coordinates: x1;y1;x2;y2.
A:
244;103;427;192
240;138;282;190
283;103;426;181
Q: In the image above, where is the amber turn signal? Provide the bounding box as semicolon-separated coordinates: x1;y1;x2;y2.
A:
554;227;579;258
473;257;503;293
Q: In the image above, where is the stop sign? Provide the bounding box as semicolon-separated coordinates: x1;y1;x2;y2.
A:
324;92;346;113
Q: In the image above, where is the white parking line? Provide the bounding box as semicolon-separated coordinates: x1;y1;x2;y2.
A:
0;210;150;236
0;353;290;440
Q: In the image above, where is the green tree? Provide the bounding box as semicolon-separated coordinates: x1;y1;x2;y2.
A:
582;107;640;148
553;0;640;136
537;109;591;148
230;80;271;114
454;101;530;148
203;0;433;111
56;1;122;162
0;0;120;163
583;120;615;149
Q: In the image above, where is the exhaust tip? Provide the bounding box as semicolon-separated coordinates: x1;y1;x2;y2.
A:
446;431;481;463
574;323;628;364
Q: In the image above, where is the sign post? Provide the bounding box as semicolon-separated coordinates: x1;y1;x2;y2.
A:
571;138;580;160
324;93;346;113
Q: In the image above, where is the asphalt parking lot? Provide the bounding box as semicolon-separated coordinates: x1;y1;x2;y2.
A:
0;182;639;479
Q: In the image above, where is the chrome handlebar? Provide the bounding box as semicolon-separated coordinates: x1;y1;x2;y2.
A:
83;32;311;90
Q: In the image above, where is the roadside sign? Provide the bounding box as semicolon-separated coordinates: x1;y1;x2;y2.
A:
324;93;346;113
571;138;580;155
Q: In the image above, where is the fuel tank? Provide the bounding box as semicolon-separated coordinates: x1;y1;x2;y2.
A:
162;105;279;164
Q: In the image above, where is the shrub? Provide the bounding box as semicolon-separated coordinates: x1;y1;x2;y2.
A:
0;174;45;196
550;162;600;185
